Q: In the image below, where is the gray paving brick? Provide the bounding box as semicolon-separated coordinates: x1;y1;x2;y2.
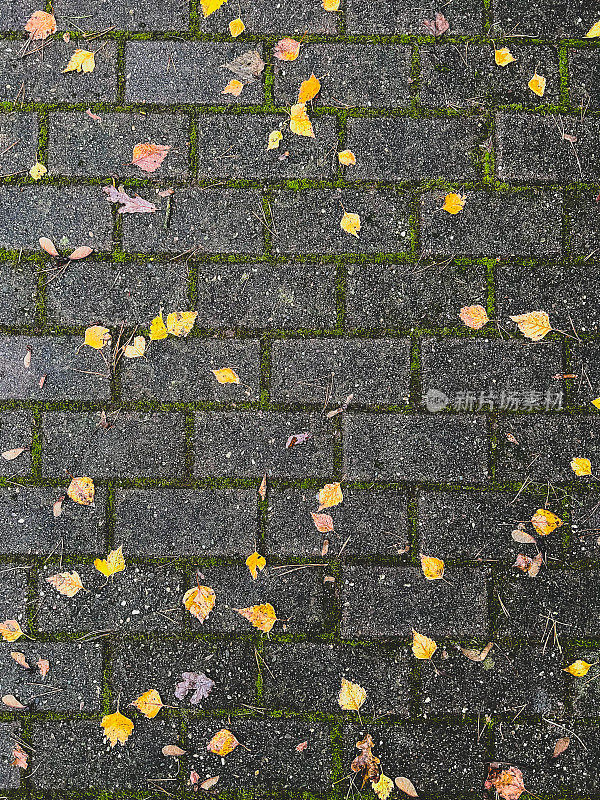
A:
346;260;487;329
125;42;264;105
195;0;337;33
0;261;37;326
569;494;600;563
0;336;110;400
495;416;600;482
121;188;264;254
569;189;600;256
344;414;488;481
41;412;186;478
347;0;483;33
0;722;19;789
273;44;412;108
196;113;337;179
194;412;334;477
0;641;103;711
0;40;117;102
115;488;256;556
53;0;189;30
0;486;106;555
420;44;560;108
0;187;112;251
570;49;600;109
195;261;337;330
45;260;189;327
0;570;28;628
341;566;489;638
271;189;410;255
48;112;190;178
572;648;600;715
120;338;261;401
270;338;411;404
37;563;185;632
571;343;600;405
186;718;332;790
0;1;38;29
0;411;32;477
0;113;38;175
267;487;410;557
493;0;600;38
497;113;600;181
346;116;484;181
262;641;412;715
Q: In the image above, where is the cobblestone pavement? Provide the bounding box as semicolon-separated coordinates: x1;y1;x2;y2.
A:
0;0;600;798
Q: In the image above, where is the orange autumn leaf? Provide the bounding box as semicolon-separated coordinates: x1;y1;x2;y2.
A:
131;143;170;173
0;620;24;643
528;71;546;97
290;102;315;138
338;149;356;166
274;38;301;61
317;482;343;510
67;476;95;506
212;367;240;384
298;74;321;103
101;710;134;747
11;743;28;769
222;79;244;97
131;689;163;719
420;554;445;580
459;304;489;329
531;509;563;536
207;728;239;756
510;311;552;341
442;192;466;214
237;602;277;633
311;512;334;532
246;551;266;580
340;211;361;238
46;570;84;597
229;18;245;36
494;47;516;66
411;629;437;660
25;10;57;39
183;585;216;623
338;678;366;711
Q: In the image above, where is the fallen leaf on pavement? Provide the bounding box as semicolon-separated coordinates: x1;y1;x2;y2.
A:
351;734;381;786
443;192;466;214
458;642;494;662
162;744;186;756
495;48;516;66
38;659;49;677
298;74;321;103
459;304;489;329
338;678;366;711
201;0;227;17
317;482;343;510
290;102;315;138
53;496;65;517
123;336;146;358
200;776;220;790
586;20;600;37
30;162;47;180
372;774;394;800
423;12;449;36
166;311;197;337
258;473;267;500
246;551;266;580
338;149;356;166
46;571;84;597
340;211;361;237
2;448;26;461
286;432;311;448
564;659;592;677
25;10;57;39
94;546;126;579
528;71;546;97
311;512;334;533
412;629;437;660
86;108;102;122
420;554;445;580
274;38;301;61
131;689;163;719
513;552;543;578
531;508;562;536
131;143;170;173
237;602;277;632
3;694;26;710
323;0;340;9
39;236;59;256
183;585;216;623
63;49;95;73
395;776;418;797
11;743;28;769
1;621;24;642
296;740;308;752
207;728;239;756
84;325;111;349
222;79;244;96
67;476;95;506
175;671;215;704
68;246;93;260
268;130;283;149
511;527;537;545
510;311;552;341
553;737;570;757
224;50;265;83
229;18;245;36
101;710;134;747
103;185;157;214
212;367;240;384
571;457;592;476
10;652;30;669
484;764;525;800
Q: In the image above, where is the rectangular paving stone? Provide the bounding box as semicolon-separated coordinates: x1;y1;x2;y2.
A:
262;642;412;715
573;647;600;715
121;188;264;254
195;261;337;330
493;0;599;38
273;44;412;108
46;260;189;327
346;117;484;180
194;412;334;477
125;42;264;105
120;338;261;401
569;189;600;256
496;113;600;181
420;44;560;108
195;0;337;33
0;336;110;400
347;0;483;33
570;49;600;109
0;113;38;174
270;338;411;405
268;487;410;557
0;261;37;325
0;39;117;102
0;187;112;251
48;112;191;177
186;718;332;790
0;722;19;789
346;260;487;329
112;637;256;709
53;0;189;30
37;563;185;632
571;343;600;406
41;412;186;478
344;414;489;481
495;416;600;482
115;488;256;556
0;641;103;711
196;113;337;179
0;486;106;555
421;191;562;256
0;1;38;29
569;494;600;563
341;566;489;638
0;411;32;477
271;189;410;255
0;570;28;625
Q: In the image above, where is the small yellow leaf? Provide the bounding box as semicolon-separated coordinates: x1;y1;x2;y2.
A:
207;728;239;756
338;149;356;166
183;585;216;623
211;367;240;384
84;325;111;349
528;71;546;97
237;602;277;633
510;311;552;341
46;571;84;597
123;336;146;359
29;162;47;180
201;0;227;18
592;397;600;410
222;78;244;97
290;102;315;138
420;554;445;580
459;304;489;329
317;482;343;510
323;0;340;8
341;211;361;238
150;313;168;341
571;457;592;476
372;774;394;800
267;130;283;150
585;20;600;37
229;18;245;36
246;551;266;580
338;678;366;711
67;476;95;506
131;689;163;719
443;192;466;214
494;47;515;66
564;659;592;677
531;509;563;537
94;546;125;579
166;311;197;337
0;620;24;643
101;711;134;747
298;73;321;103
412;629;437;660
63;48;95;74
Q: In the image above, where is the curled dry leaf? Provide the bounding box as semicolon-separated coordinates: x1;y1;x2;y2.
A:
84;325;111;349
229;18;245;36
183;585;216;623
53;495;65;518
351;734;381;786
298;74;321;103
531;508;562;536
510;311;551;341
237;602;277;633
258;473;267;500
175;671;215;704
103;185;157;214
0;620;24;642
94;546;125;578
528;71;546;97
511;526;537;545
296;740;309;752
162;744;187;757
246;551;266;580
200;776;220;790
290;102;315;138
458;642;494;662
395;776;419;797
222;79;244;97
11;651;31;670
274;37;301;61
484;764;525;800
340;211;361;238
2;694;26;710
63;49;95;73
46;570;84;597
131;689;163;719
443;192;466;214
286;432;311;448
338;149;356;166
211;367;240;384
86;108;102;122
39;237;59;257
338;678;366;711
131;143;170;173
11;743;28;769
422;12;449;36
420;554;445;580
68;246;93;260
101;710;134;747
412;629;437;660
564;659;592;677
513;552;543;578
2;448;26;462
190;770;200;789
25;10;57;39
207;728;239;756
23;347;32;368
553;737;570;758
123;336;146;359
372;774;394;800
317;482;343;510
311;512;334;533
37;658;50;678
571;457;592;476
495;47;516;66
459;304;489;330
268;130;283;150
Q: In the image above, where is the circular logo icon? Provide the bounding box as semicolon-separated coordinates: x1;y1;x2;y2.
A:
423;388;449;412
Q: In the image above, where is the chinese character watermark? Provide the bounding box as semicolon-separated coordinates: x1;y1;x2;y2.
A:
423;387;563;412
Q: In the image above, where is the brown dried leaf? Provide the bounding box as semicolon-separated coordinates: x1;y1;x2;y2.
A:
511;527;537;545
162;744;187;757
552;737;570;758
200;776;220;790
11;743;28;769
395;777;419;797
10;651;31;670
103;185;157;214
258;473;267;501
224;50;265;83
2;694;26;710
2;448;26;462
311;512;334;533
458;642;494;662
351;734;381;787
423;12;449;36
131;143;170;173
39;237;59;257
485;764;525;800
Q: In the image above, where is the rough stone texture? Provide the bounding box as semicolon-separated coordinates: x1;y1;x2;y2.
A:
0;113;38;174
493;0;600;37
569;495;600;563
53;0;189;30
346;0;483;34
0;569;29;625
0;261;37;325
0;411;32;477
569;188;600;256
0;722;20;789
569;49;600;109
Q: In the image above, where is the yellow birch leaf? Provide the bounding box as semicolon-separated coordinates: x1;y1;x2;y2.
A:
0;620;24;643
323;0;340;9
94;546;126;579
531;509;563;536
510;311;552;341
25;10;57;39
267;130;283;150
222;78;244;97
207;728;239;755
150;312;168;341
372;774;394;800
246;551;266;580
101;711;134;747
29;162;47;180
67;476;95;506
290;102;315;138
564;659;592;677
494;47;515;66
123;336;146;358
338;149;356;166
46;571;84;597
63;49;95;73
236;602;277;633
229;18;245;36
201;0;228;18
420;554;445;580
412;629;437;660
166;311;197;337
571;457;592;476
131;689;163;719
592;397;600;410
340;211;361;238
183;585;216;623
338;678;366;711
585;20;600;37
443;192;466;214
84;325;111;349
459;304;489;329
211;367;240;384
317;482;343;510
528;71;546;97
298;73;321;103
